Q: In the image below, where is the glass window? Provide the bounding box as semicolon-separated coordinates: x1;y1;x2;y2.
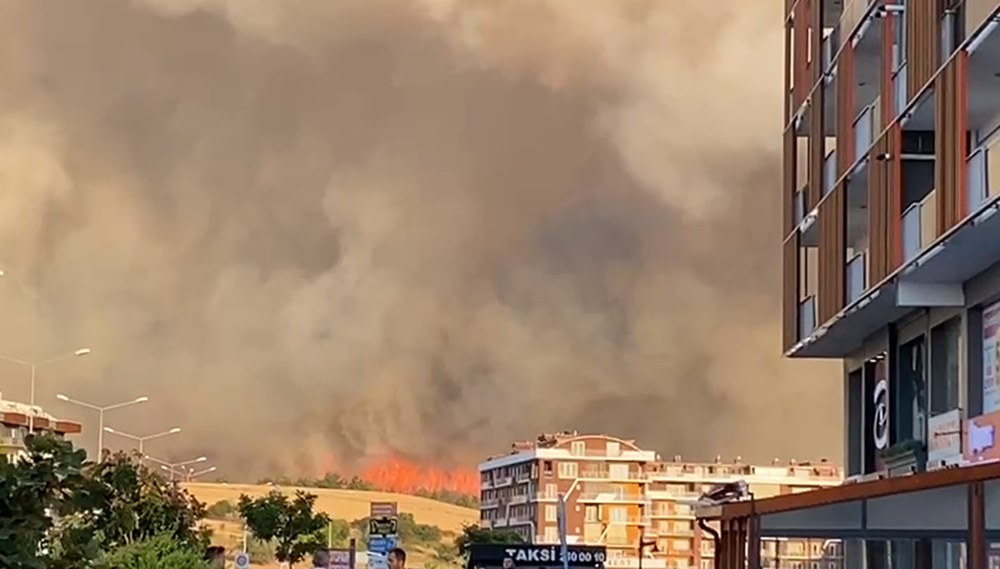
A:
558;462;578;479
931;318;962;415
570;441;586;456
545;505;557;522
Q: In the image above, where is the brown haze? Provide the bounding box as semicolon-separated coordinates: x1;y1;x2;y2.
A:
0;0;841;477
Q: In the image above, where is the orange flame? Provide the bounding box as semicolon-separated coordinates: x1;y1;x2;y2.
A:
360;456;480;496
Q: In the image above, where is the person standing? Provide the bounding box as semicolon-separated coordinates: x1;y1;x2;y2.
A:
388;547;407;569
312;548;331;569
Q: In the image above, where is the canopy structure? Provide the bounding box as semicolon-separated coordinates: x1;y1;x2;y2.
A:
697;462;1000;569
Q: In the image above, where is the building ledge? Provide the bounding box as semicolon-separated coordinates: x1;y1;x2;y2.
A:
788;195;1000;358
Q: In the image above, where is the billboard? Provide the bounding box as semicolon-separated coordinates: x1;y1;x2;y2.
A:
983;301;1000;414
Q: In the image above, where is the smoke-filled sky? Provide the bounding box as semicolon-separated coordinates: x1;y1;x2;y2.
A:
0;0;841;476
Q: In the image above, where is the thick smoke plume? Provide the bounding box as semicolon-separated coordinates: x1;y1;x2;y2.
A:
0;0;841;477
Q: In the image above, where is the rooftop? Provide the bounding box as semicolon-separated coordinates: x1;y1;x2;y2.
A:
0;391;82;435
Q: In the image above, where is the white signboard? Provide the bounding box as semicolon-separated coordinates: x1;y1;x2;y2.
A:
984;301;1000;414
928;409;963;465
873;378;890;450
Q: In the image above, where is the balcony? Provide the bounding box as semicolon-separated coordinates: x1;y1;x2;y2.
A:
509;493;529;505
536;491;559;501
846;252;866;303
579;491;646;503
969;148;988;212
901;190;938;263
579;469;646;480
655;526;695;536
854;105;874;163
823;151;837;195
481;497;499;508
493;475;513;487
798;296;816;341
793;191;806;227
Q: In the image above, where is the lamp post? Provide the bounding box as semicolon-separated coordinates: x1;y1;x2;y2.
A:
146;455;207;481
56;394;149;460
103;426;181;454
163;465;216;482
0;348;92;432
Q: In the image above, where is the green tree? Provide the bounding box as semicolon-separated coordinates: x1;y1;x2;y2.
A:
95;533;209;569
238;490;330;566
71;451;209;551
0;433;90;569
204;500;237;520
454;524;524;555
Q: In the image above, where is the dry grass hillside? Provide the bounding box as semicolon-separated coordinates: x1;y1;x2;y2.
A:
183;482;478;533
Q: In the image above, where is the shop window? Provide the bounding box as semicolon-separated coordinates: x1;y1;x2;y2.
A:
930;318;962;415
898;338;927;443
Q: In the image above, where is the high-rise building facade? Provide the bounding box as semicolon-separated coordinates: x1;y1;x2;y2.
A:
478;433;842;569
698;4;1000;569
781;0;1000;484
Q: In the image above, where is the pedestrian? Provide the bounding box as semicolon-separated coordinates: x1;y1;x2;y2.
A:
204;546;226;568
312;548;331;569
388;547;407;569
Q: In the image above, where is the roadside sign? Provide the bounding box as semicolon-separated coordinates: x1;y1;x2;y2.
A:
369;516;398;536
234;552;250;569
368;501;398;568
370;501;398;517
369;536;397;553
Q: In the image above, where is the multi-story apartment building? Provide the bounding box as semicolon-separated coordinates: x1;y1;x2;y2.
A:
702;3;1000;569
0;392;82;458
479;433;843;569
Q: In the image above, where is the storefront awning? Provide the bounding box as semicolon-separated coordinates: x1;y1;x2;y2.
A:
699;462;1000;539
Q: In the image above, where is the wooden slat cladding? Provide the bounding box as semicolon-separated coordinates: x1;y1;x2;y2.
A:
906;0;943;101
782;235;801;352
808;93;825;208
868;132;897;283
818;183;846;323
784;127;797;236
881;3;898;129
808;0;823;86
791;0;810;110
836;45;856;175
935;55;969;233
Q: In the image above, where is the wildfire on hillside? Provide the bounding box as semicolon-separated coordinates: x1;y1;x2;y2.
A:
359;456;480;496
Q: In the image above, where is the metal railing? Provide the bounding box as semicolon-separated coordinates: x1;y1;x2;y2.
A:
798;296;816;341
846;253;866;303
969;148;988;213
854;105;873;163
823;151;837;195
902;202;922;262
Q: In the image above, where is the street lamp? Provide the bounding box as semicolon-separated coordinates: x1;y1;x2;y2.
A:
0;348;92;432
103;426;181;454
146;455;207;481
160;464;217;482
56;394;149;460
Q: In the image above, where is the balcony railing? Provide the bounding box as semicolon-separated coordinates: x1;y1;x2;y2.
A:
821;32;834;75
894;65;908;116
902;202;921;262
793;191;806;226
579;469;646;480
846;252;866;303
823;150;837;195
578;491;646;502
969;148;988;213
798;296;816;341
854;105;873;163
